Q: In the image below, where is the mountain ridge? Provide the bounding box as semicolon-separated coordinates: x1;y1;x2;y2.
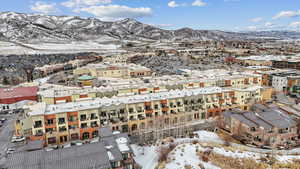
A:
1;11;300;43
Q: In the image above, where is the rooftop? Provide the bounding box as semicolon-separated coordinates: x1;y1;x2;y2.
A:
29;86;229;116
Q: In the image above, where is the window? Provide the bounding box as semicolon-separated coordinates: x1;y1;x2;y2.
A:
120;109;125;114
91;121;98;128
34;121;42;128
80;114;87;121
92;130;99;138
46;128;54;133
47;119;54;125
111;161;120;168
71;133;79;140
69;116;76;122
81;123;87;129
59;126;67;132
101;112;107;117
91;113;97;120
129;108;134;113
122;153;129;160
48;137;56;144
154;104;159;109
58;118;65;124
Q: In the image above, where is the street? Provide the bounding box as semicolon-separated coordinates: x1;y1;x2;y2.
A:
0;114;17;166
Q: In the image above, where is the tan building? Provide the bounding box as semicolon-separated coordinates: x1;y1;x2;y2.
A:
17;85;267;145
73;63;152;79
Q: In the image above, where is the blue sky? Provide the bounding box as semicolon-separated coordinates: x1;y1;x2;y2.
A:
1;0;300;31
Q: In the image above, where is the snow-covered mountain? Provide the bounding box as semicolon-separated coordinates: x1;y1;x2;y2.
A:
1;12;300;43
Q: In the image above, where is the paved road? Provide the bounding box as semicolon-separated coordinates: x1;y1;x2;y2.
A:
0;115;17;166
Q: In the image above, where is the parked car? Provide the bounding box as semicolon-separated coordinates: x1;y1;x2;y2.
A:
6;148;15;155
11;136;25;143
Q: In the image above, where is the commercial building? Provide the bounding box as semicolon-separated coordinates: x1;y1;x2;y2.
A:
0;86;38;104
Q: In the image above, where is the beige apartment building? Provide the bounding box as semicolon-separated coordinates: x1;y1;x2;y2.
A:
73;63;152;79
16;85;271;145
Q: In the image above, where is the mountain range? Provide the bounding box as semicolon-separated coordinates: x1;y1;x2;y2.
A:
1;12;300;43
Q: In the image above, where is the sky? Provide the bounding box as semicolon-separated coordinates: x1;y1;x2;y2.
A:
1;0;300;31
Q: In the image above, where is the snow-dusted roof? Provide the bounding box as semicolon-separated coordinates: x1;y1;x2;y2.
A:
29;86;228;116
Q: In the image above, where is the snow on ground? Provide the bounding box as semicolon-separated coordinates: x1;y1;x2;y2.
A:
131;130;300;169
131;145;158;169
25;42;120;50
0;41;125;55
33;76;51;84
165;143;220;169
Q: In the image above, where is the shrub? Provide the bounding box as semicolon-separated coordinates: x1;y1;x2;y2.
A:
158;144;177;162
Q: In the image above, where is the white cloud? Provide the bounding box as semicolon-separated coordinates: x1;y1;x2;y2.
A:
250;17;263;23
192;0;207;7
61;0;111;8
264;22;274;27
273;10;300;19
289;21;300;28
246;26;258;31
168;1;179;8
78;5;152;21
31;1;58;14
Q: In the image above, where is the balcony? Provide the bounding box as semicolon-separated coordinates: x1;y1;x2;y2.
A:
145;109;154;114
90;116;98;120
91;124;99;128
35;131;44;136
80;117;87;121
34;124;43;128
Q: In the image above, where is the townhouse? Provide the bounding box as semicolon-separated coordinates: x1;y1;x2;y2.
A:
221;104;298;148
16;85;270;145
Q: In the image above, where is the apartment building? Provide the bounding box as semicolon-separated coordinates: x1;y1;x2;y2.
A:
38;69;263;104
73;63;152;79
271;71;300;92
236;54;300;69
16;85;269;145
221;104;298;148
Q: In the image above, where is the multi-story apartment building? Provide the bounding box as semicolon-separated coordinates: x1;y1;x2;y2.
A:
16;85;269;145
236;54;300;69
38;69;264;104
73;63;152;79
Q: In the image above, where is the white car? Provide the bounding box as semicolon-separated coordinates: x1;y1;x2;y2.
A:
6;148;15;154
75;142;83;146
45;147;54;152
11;136;25;143
63;143;71;148
90;138;99;143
